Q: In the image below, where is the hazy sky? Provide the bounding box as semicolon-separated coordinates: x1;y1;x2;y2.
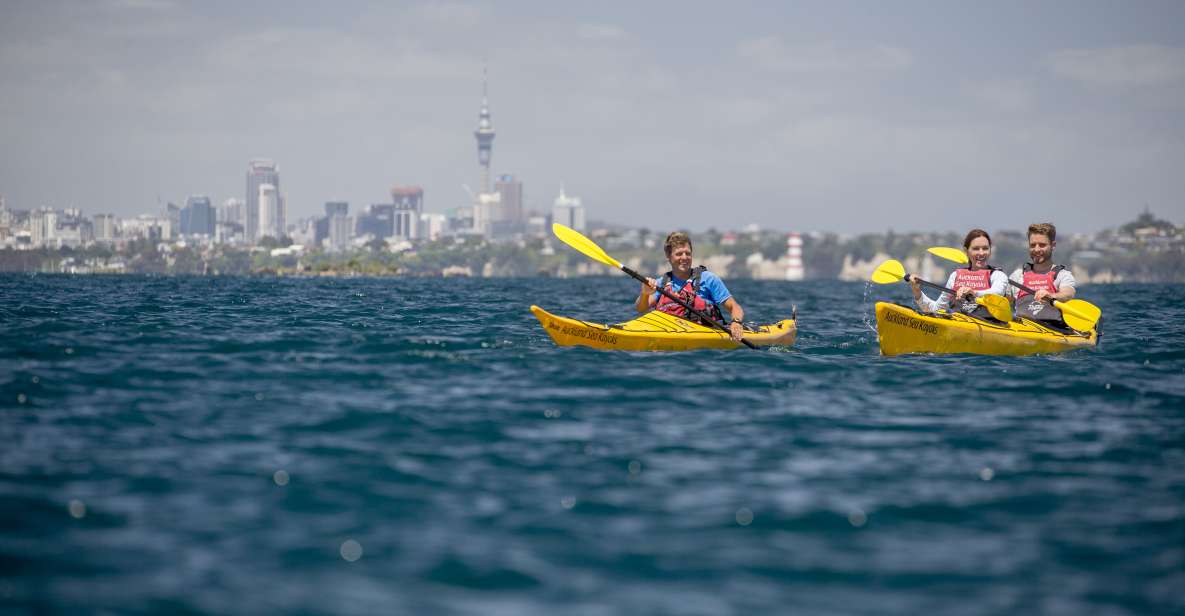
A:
2;0;1183;233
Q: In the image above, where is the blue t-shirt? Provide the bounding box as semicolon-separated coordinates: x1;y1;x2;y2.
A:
651;270;732;307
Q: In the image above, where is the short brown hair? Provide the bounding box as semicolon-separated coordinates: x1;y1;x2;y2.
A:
664;231;693;256
963;228;992;249
1027;223;1056;242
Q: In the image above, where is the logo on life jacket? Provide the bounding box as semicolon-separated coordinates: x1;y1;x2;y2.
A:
951;267;993;291
1016;263;1065;300
655;266;725;325
949;266;998;317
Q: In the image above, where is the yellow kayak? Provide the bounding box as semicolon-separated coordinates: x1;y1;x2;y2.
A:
875;302;1097;356
531;305;797;351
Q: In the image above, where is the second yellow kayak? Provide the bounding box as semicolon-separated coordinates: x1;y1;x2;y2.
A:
875;302;1097;356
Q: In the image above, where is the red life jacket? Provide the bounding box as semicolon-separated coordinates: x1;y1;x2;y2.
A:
951;266;994;291
1015;263;1065;300
948;266;1001;320
655;266;725;324
1014;263;1068;324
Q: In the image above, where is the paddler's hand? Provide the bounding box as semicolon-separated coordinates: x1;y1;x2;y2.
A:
1034;289;1052;303
909;278;922;300
956;286;975;301
729;320;744;342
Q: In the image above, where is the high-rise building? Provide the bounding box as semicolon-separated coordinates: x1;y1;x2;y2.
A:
30;208;57;247
181;195;215;236
356;204;395;240
258;184;282;240
316;202;349;246
391;186;422;240
93;214;116;242
219;198;245;226
246;159;279;241
328;215;352;252
474;72;496;195
494;175;522;224
162;202;180;240
552;187;585;232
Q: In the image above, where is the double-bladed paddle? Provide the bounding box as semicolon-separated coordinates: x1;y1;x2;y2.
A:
871;259;1014;322
926;247;1101;331
551;223;758;349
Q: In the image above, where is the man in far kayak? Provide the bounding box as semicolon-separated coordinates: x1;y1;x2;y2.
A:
1010;222;1076;327
910;228;1010;320
635;231;746;342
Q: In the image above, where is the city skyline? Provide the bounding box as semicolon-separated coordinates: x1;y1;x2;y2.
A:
2;2;1184;233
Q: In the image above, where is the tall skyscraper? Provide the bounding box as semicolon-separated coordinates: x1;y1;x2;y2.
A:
391;186;423;240
246;159;279;242
552;186;585;232
494;174;523;225
258;184;281;240
181;195;215;236
474;72;496;195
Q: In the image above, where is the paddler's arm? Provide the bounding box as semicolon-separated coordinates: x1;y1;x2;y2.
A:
721;297;744;342
636;278;658;313
1036;274;1076;303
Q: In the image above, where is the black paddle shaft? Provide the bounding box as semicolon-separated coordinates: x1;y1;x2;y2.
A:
904;274;961;297
620;265;758;350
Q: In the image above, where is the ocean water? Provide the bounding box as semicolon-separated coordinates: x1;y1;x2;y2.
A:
2;273;1183;615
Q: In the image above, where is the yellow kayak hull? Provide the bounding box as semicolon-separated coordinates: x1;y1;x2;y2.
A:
531;305;797;351
875;302;1097;357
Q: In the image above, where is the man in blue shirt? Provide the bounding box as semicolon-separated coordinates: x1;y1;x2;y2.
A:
634;231;746;342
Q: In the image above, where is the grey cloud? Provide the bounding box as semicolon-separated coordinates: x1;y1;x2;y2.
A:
1046;44;1185;88
736;37;913;74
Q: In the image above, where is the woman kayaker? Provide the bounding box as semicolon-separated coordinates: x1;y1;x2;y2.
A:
1009;222;1077;327
636;231;746;342
910;228;1009;320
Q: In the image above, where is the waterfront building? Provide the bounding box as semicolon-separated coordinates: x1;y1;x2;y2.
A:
356;204;395;240
315;202;349;246
328;214;352;252
473;192;500;238
219;198;245;226
120;215;168;242
246;159;280;242
419;212;447;241
493;174;523;237
257;184;283;240
391;186;423;240
29;208;57;247
551;187;585;232
93;214;117;243
181;195;215;237
162;202;180;240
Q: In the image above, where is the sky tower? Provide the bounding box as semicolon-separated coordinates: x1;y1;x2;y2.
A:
474;70;496;194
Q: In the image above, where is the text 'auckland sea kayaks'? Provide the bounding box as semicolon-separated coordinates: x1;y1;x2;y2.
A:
531;305;797;351
875;301;1097;356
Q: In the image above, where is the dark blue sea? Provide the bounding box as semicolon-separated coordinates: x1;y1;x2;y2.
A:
2;274;1183;615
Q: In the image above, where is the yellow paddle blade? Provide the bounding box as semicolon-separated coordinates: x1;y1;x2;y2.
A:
927;246;968;265
977;294;1013;322
552;223;622;269
1056;299;1102;331
870;259;906;284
